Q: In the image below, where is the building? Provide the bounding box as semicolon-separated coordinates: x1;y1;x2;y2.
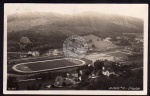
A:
102;67;115;77
46;49;56;56
44;49;64;57
28;51;32;55
116;36;129;40
115;71;123;77
103;37;112;43
20;54;28;58
52;49;58;55
116;36;121;39
135;35;143;42
28;51;40;57
45;51;51;56
125;46;133;50
32;51;40;56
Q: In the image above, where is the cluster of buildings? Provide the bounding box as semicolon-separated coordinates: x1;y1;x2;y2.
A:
53;59;126;88
116;36;130;40
20;49;63;58
101;60;124;77
54;70;87;87
27;51;40;57
101;64;123;77
44;49;63;56
135;34;143;43
116;34;143;44
124;45;143;52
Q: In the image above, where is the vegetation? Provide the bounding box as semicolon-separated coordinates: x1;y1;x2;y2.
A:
81;59;143;90
7;76;19;90
87;68;143;90
7;12;143;52
7;58;143;90
7;12;143;90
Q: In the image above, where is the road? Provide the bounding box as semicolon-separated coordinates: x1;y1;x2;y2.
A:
131;67;143;71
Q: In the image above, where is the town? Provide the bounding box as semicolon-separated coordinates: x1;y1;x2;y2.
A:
4;4;148;96
7;32;143;90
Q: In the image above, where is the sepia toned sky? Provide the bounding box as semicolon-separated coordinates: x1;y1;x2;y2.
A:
5;4;148;19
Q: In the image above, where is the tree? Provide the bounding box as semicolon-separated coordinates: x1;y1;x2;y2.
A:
83;69;91;75
7;76;18;90
136;69;143;78
92;44;95;48
20;37;31;45
88;65;94;72
40;72;49;80
89;39;92;42
94;60;104;71
123;69;131;78
27;83;42;90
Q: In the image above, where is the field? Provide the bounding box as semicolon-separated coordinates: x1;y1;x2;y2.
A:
85;53;116;62
108;52;128;57
83;34;117;50
12;58;89;73
85;50;127;62
85;48;143;65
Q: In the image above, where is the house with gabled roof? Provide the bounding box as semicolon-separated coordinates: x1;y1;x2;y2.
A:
102;66;115;77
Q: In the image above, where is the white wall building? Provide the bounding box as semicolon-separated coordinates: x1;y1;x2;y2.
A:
102;67;115;77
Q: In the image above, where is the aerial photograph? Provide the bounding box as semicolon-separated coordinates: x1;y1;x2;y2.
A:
4;4;147;94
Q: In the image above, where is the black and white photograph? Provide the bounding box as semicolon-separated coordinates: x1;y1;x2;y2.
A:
3;4;148;95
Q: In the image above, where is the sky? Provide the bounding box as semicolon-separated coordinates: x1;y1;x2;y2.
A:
5;4;148;19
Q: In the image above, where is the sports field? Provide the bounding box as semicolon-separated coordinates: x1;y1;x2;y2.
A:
85;49;133;63
12;58;88;73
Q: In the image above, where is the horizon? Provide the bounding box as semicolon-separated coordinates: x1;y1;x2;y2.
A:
5;4;147;19
7;11;144;20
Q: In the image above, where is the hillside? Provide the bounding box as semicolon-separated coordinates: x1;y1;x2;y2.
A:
7;12;143;35
83;34;117;50
7;12;143;52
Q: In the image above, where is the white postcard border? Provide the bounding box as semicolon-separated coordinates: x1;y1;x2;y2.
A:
3;3;148;95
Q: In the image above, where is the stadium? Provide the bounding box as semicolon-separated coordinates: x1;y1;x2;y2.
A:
11;58;92;74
